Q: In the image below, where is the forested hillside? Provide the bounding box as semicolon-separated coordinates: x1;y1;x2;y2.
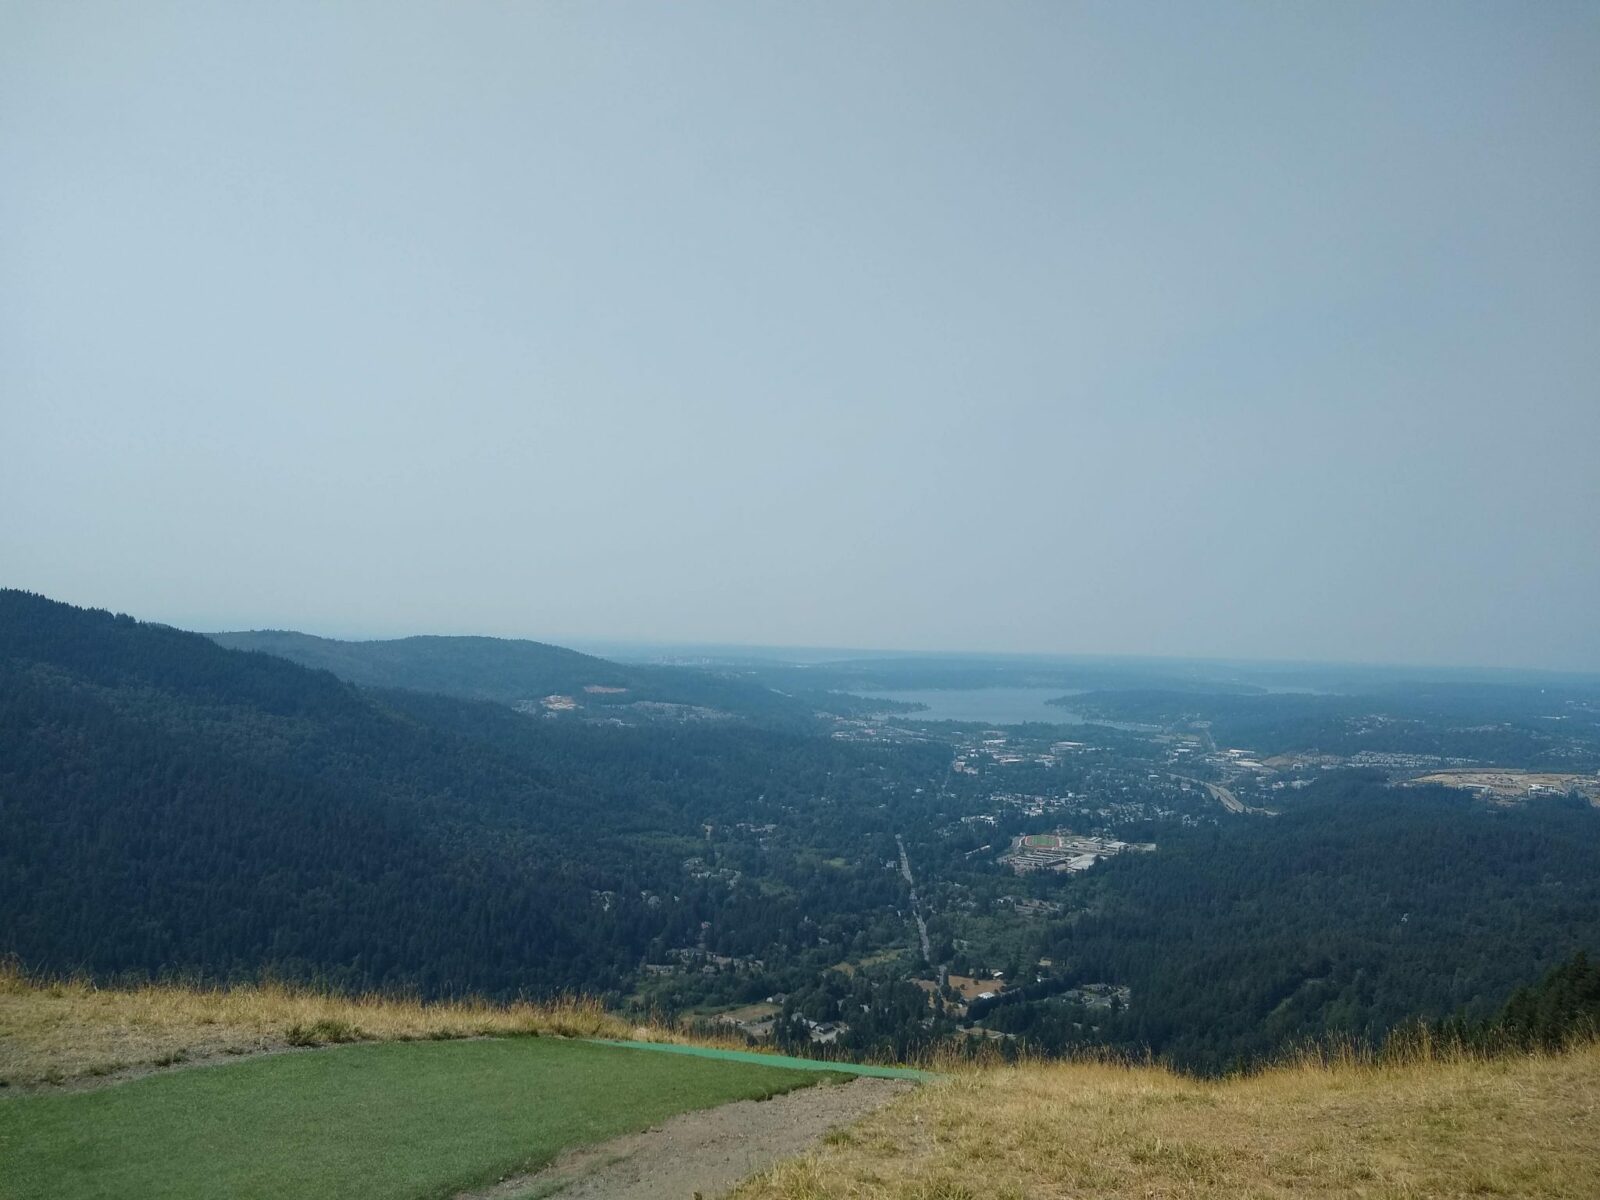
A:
971;773;1600;1072
0;591;941;998
208;629;814;724
5;590;1598;1073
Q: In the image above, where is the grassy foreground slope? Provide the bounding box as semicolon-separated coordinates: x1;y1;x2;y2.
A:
0;1038;817;1200
0;963;674;1087
5;971;1597;1198
735;1043;1600;1199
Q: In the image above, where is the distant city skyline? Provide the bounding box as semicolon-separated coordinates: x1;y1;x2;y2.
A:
4;3;1597;671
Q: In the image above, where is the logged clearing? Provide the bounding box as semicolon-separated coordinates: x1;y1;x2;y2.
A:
0;963;706;1089
1408;769;1600;803
946;975;1003;1003
734;1042;1600;1199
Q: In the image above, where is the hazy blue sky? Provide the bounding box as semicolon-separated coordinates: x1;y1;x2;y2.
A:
3;3;1597;669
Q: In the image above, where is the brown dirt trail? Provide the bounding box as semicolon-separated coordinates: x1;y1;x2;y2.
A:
458;1075;917;1200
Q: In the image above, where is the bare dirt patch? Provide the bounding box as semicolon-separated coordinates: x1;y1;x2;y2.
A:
459;1075;917;1200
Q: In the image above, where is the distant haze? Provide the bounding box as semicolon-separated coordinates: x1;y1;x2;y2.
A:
3;3;1597;670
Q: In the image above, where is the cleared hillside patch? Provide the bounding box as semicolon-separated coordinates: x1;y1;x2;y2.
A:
0;1037;817;1200
734;1041;1600;1199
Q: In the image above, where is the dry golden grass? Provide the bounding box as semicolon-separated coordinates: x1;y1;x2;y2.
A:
734;1040;1600;1199
0;962;701;1087
10;964;1597;1198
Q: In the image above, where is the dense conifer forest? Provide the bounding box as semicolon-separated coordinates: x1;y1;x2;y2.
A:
972;774;1600;1071
207;628;821;724
3;589;1597;1072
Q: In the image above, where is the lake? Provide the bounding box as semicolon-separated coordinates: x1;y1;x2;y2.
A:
854;687;1092;726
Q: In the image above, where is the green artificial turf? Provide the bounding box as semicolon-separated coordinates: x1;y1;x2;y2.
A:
0;1038;817;1200
588;1038;934;1080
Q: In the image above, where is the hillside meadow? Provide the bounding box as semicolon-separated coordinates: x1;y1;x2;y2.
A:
734;1039;1600;1199
5;966;1599;1198
0;962;700;1088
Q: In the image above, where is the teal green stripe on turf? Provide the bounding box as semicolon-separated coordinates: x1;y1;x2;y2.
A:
0;1039;819;1200
587;1038;935;1080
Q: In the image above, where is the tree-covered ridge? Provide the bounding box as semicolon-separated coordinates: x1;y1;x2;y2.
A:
2;595;613;994
208;629;626;696
207;628;815;724
6;589;1600;1074
0;591;939;999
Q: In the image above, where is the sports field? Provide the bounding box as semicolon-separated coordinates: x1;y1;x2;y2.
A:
0;1038;816;1200
1022;834;1063;848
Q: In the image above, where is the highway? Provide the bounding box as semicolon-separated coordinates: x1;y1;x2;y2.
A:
895;834;933;965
